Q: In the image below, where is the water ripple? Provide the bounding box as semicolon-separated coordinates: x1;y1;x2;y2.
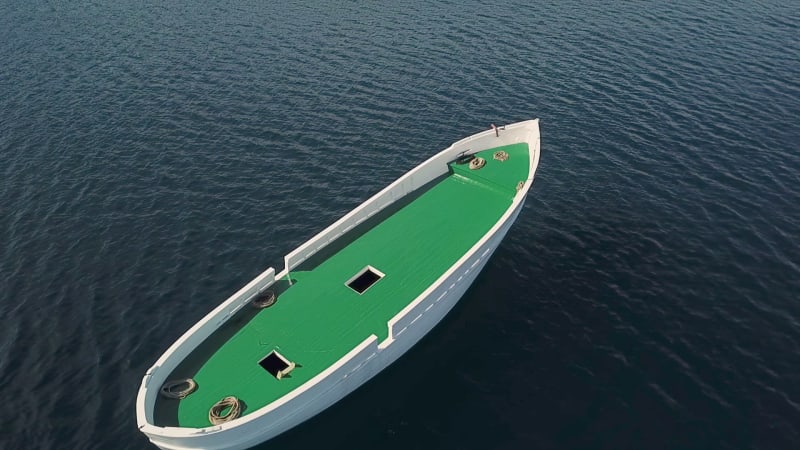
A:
1;1;800;449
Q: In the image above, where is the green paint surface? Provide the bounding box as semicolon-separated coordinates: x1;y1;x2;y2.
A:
177;143;529;427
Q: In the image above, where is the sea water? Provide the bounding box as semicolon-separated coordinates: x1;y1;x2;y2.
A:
1;1;798;448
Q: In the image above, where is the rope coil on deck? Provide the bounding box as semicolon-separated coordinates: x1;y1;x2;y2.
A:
493;150;509;161
159;379;198;399
252;290;277;309
469;157;486;170
209;396;242;424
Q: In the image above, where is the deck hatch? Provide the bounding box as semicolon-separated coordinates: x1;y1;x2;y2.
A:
259;350;296;380
346;265;385;294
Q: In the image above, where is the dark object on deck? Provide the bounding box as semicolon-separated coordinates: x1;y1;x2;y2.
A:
253;290;277;308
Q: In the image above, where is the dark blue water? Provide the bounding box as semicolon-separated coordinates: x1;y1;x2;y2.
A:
2;1;799;449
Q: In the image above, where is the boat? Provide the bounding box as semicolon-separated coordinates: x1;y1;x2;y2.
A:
136;119;541;449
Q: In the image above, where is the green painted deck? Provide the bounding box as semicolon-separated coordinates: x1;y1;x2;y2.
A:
175;143;529;427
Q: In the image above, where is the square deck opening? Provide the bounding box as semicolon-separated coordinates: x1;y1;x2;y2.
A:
259;350;293;379
346;266;385;294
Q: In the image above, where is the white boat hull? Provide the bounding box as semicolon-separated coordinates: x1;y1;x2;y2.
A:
137;120;539;449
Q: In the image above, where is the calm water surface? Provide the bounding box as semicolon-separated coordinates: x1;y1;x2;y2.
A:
1;1;799;449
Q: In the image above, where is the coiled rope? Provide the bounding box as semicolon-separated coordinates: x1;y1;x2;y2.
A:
209;396;242;425
469;157;486;170
160;379;198;399
493;150;509;161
